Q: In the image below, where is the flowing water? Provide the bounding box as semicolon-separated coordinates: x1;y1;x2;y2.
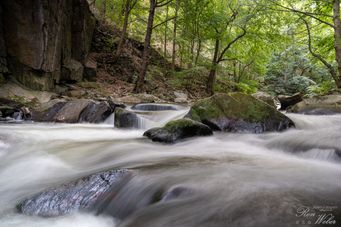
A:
1;107;341;227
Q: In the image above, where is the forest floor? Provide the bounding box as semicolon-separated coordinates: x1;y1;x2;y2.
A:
78;22;210;103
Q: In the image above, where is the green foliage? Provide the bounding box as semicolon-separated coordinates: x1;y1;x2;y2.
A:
307;80;336;96
235;80;258;94
265;45;329;95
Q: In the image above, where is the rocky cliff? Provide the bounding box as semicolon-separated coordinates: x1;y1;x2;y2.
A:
0;0;96;91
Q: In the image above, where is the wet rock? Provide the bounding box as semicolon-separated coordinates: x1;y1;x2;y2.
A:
32;100;67;122
114;108;139;128
277;92;302;110
54;99;92;123
144;119;213;143
131;103;177;111
79;101;113;123
290;95;341;115
161;186;194;202
18;169;131;217
187;93;294;133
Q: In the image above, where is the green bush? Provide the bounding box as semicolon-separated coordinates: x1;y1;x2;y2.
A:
307;80;336;96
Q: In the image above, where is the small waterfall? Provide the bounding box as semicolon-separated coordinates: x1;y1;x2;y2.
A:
128;104;190;129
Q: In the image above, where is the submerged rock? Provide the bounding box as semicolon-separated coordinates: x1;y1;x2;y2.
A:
132;103;177;111
18;169;131;217
114;107;139;128
144;119;213;143
187;93;294;133
290;95;341;115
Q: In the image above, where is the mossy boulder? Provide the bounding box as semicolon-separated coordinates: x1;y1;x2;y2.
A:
289;95;341;115
144;119;213;143
187;93;294;133
114;107;139;128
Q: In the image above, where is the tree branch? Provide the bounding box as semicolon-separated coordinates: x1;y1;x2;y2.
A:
217;27;247;63
301;17;337;81
153;16;176;29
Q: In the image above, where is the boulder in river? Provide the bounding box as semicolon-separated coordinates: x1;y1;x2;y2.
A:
114;107;140;128
277;92;303;110
18;169;131;217
290;95;341;115
79;101;113;123
144;119;213;143
54;99;92;123
252;91;279;109
131;103;177;111
187;93;294;133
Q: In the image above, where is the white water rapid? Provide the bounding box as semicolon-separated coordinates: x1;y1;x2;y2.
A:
0;109;341;227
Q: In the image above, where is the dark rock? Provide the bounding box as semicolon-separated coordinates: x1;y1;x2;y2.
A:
277;92;303;110
132;103;177;111
79;101;113;123
32;101;67;122
290;95;341;115
18;169;131;217
187;93;294;133
114;107;139;128
144;119;213;143
54;99;92;123
161;186;194;202
83;53;97;81
0;106;16;118
61;59;84;82
1;0;96;91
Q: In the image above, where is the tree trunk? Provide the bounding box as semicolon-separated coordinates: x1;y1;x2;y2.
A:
195;39;202;66
134;0;156;93
116;0;131;57
206;38;220;95
333;0;341;87
164;5;169;57
172;0;179;70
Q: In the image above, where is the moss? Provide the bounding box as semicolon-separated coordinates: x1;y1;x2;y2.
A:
189;92;285;123
164;119;198;132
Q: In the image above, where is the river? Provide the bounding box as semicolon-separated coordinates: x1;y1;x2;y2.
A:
0;107;341;227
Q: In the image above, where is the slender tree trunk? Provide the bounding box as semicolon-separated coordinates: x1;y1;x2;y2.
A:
164;5;169;56
172;0;179;70
333;0;341;87
116;0;131;57
195;39;202;66
206;38;220;95
134;0;156;93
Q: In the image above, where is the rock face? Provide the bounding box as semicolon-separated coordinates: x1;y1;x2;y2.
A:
114;108;140;128
290;95;341;115
18;169;131;217
131;103;177;111
144;119;213;143
0;0;96;91
187;93;294;133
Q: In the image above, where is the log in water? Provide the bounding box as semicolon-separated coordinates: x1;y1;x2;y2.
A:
0;110;341;227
